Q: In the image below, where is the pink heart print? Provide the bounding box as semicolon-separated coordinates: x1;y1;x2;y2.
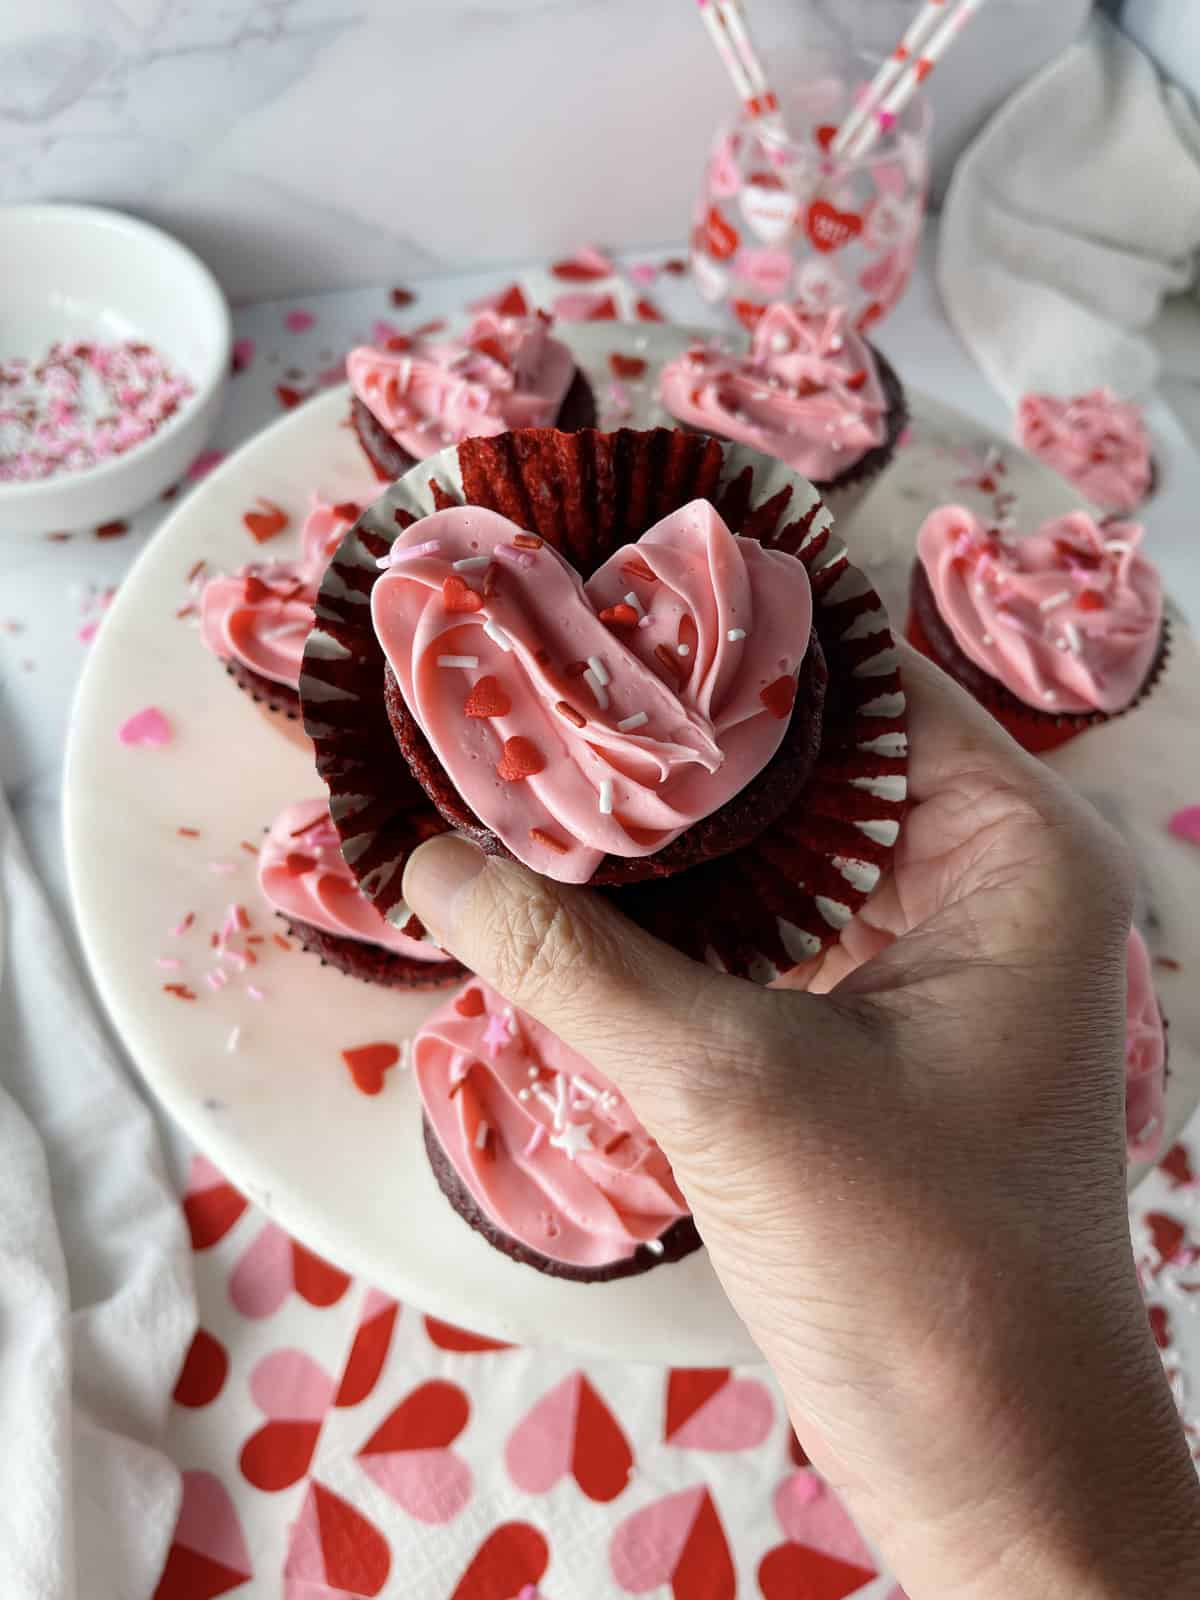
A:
609;1484;736;1599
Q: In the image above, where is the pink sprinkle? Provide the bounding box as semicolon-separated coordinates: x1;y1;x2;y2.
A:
186;449;224;481
205;969;228;991
371;318;404;345
77;620;100;643
118;705;171;747
523;1124;547;1157
168;912;194;937
628;262;658;285
231;337;255;374
877;109;896;131
285;309;315;333
155;956;182;970
208;860;236;875
494;542;535;570
897;424;914;449
1168;807;1200;847
246;984;265;1001
606;380;631;416
378;538;441;568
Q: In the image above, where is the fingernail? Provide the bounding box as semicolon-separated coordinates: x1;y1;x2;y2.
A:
402;834;486;940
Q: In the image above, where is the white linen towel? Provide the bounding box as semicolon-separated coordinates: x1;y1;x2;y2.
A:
938;15;1200;403
0;788;195;1599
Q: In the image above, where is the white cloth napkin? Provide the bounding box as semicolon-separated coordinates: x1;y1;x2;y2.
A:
937;15;1200;403
0;787;195;1600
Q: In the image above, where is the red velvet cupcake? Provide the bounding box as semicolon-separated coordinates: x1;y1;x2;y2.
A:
300;426;908;982
347;309;596;482
257;798;464;989
907;506;1167;754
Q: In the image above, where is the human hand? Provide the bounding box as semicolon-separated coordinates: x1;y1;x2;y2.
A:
403;644;1200;1600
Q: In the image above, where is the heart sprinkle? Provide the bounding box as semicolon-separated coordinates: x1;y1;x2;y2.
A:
496;737;546;783
118;705;171;747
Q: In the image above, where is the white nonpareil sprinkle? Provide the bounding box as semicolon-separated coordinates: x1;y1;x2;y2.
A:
483;618;513;652
527;1065;538;1079
1038;589;1072;612
1063;621;1084;656
981;633;994;646
452;555;490;571
598;778;614;815
518;1088;531;1102
586;654;610;686
623;590;645;618
676;643;690;657
645;1238;665;1256
1042;690;1056;702
474;1120;490;1150
617;711;648;731
437;654;479;668
1106;539;1132;554
225;1025;241;1054
583;668;609;709
727;628;746;642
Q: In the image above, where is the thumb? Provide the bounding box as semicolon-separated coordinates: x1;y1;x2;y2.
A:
401;833;813;1128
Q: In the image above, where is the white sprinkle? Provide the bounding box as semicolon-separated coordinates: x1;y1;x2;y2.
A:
553;1073;568;1130
571;1075;600;1101
378;537;441;569
637;615;653;630
1055;638;1068;651
617;711;648;731
1063;621;1084;656
495;543;535;570
770;330;790;353
645;1238;665;1256
206;969;228;991
1042;690;1056;702
981;633;994;646
829;334;844;353
225;1025;241;1053
246;984;264;1001
587;654;610;686
1038;589;1072;612
474;1120;490;1150
676;643;690;657
208;861;236;875
622;590;645;618
584;668;609;709
974;582;987;598
527;1065;539;1079
437;654;479;669
727;628;746;642
599;778;614;815
398;1039;411;1071
1106;539;1132;554
518;1088;531;1102
156;956;182;970
452;555;490;571
483;618;513;652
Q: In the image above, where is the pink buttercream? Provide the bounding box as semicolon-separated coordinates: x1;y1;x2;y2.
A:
414;979;689;1268
1125;927;1166;1163
915;507;1162;714
298;495;360;586
371;499;814;884
346;310;576;461
258;798;444;962
658;304;887;482
1017;389;1152;515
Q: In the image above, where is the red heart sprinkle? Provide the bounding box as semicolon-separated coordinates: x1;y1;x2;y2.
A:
341;1042;400;1096
844;369;868;391
332;501;361;521
663;257;688;275
599;603;639;627
244;499;289;543
95;519;128;538
390;287;415;307
1077;589;1104;611
275;384;306;409
464;675;511;719
284;852;316;876
496;737;545;782
471;334;508;364
609;352;647;379
455;987;486;1018
243;574;271;604
384;334;412;352
494;283;529;317
442;575;484;613
815;123;838;150
760;675;797;719
620;556;658;584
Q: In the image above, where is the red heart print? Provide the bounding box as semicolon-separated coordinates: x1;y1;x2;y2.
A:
816;123;838;150
553;256;612;281
240;1419;320;1492
359;1380;473;1523
805;200;863;254
442;574;484;614
1146;1212;1187;1271
732;298;766;331
292;1239;351;1306
664;1368;773;1450
758;1541;877;1600
465;675;512;719
341;1041;401;1096
704;205;740;261
284;1481;390;1596
229;1224;351;1318
153;1471;252;1600
609;353;648;379
636;296;665;322
1162;1144;1197;1188
243;498;289;543
336;1291;400;1406
425;1314;513;1352
183;1155;248;1250
610;1484;735;1600
451;1522;549;1600
173;1329;229;1409
239;1349;337;1491
1149;1303;1172;1350
760;675;797;719
455;986;486;1018
496;736;545;782
507;1372;632;1503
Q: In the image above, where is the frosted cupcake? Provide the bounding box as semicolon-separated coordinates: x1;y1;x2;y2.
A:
258;798;463;989
907;507;1166;754
347;309;595;481
413;978;697;1278
658;303;907;519
1017;389;1154;515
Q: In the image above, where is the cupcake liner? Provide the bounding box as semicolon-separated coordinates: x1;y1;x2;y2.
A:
281;913;466;990
907;561;1171;757
302;426;908;981
814;342;909;516
222;658;311;749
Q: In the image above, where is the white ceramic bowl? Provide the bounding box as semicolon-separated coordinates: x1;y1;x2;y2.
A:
0;204;231;536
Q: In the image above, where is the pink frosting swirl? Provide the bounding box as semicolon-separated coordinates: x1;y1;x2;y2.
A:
1017;389;1152;515
258;798;445;961
347;310;576;461
1125;927;1166;1163
414;979;689;1269
915;507;1162;714
200;499;360;688
371;499;814;885
658;304;887;481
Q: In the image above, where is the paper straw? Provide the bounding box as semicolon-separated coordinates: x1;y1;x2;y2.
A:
832;0;949;157
697;0;756;109
697;0;792;150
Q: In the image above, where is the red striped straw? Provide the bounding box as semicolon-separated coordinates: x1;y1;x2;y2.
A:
697;0;791;151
